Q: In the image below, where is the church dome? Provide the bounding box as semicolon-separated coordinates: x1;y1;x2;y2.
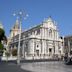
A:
0;22;3;29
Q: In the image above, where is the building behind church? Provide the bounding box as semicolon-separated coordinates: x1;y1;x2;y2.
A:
8;17;64;60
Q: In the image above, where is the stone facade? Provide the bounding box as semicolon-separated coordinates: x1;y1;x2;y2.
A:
9;17;64;60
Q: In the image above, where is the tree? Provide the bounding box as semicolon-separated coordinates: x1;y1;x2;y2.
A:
0;28;7;42
0;28;7;56
12;48;17;56
5;51;10;62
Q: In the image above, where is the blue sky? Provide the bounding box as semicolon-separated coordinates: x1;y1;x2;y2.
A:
0;0;72;36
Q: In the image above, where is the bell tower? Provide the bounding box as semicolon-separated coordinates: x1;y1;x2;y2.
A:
10;19;19;38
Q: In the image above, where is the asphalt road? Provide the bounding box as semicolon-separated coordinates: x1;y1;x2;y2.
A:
0;61;31;72
0;61;72;72
21;61;72;72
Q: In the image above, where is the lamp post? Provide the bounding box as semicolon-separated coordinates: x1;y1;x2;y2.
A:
13;10;28;64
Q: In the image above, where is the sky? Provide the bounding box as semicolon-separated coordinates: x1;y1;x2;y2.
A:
0;0;72;37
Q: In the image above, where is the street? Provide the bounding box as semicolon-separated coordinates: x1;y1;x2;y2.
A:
21;61;72;72
0;61;72;72
0;61;31;72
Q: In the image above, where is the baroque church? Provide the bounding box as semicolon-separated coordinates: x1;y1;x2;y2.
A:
8;17;64;60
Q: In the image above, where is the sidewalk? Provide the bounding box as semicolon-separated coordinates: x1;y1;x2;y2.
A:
1;56;17;61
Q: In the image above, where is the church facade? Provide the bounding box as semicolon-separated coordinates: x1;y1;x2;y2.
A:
8;17;64;60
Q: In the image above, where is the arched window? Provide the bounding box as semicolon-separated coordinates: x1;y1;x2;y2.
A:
49;29;52;37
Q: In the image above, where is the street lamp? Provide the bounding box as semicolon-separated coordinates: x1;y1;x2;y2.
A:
13;10;28;64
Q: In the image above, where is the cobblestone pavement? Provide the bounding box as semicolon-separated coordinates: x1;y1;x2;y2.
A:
21;61;72;72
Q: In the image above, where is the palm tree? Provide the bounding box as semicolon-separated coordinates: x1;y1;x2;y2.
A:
0;28;7;56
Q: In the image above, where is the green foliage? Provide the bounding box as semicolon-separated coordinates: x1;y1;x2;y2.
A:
0;43;4;50
12;48;17;56
0;28;5;42
0;28;7;42
0;43;4;56
5;51;10;57
0;28;7;56
0;28;5;35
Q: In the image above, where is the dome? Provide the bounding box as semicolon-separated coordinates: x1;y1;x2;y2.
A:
0;22;3;29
